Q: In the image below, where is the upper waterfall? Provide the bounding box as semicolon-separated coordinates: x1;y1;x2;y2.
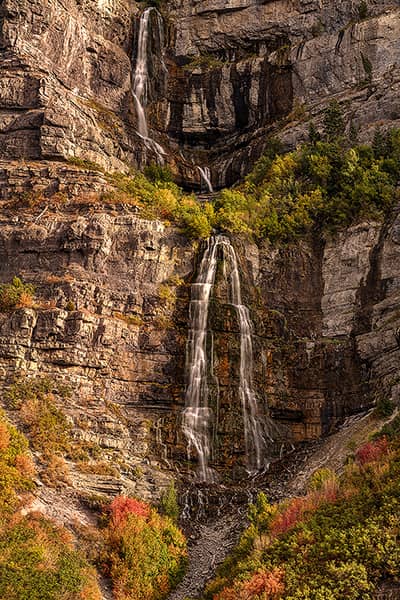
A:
197;166;214;193
183;235;272;481
132;7;166;163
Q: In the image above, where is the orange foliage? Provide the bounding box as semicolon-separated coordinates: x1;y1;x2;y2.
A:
355;437;389;466
17;292;34;308
270;481;338;538
109;495;150;527
215;568;285;600
0;421;10;451
15;454;36;478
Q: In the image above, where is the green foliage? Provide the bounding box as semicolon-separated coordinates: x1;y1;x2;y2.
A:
0;514;101;600
361;52;373;78
67;156;104;172
358;1;368;20
205;433;400;600
159;482;180;523
213;131;399;243
0;411;33;519
104;496;187;600
104;170;213;239
7;377;72;458
308;468;337;492
0;277;35;312
322;100;345;140
0;410;101;599
144;163;174;183
374;396;395;418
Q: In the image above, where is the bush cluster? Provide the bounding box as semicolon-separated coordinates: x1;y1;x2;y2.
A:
7;378;72;458
104;171;214;239
0;277;35;312
0;410;101;599
206;425;400;599
213;128;400;242
102;494;187;600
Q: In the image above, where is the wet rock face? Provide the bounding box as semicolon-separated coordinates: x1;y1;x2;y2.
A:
0;0;140;170
164;0;400;186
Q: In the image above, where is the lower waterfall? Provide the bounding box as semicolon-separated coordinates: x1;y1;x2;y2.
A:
182;235;272;481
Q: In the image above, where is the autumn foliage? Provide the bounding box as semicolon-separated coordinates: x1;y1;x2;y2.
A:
355;436;389;466
104;495;187;600
109;495;150;526
207;423;400;600
215;568;285;600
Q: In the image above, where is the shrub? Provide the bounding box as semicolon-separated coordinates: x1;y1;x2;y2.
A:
0;411;33;518
213;132;398;243
144;163;173;183
358;1;368;20
206;432;400;600
103;495;187;600
7;377;72;460
0;513;102;600
355;437;389;466
159;481;179;523
374;396;395;418
323;100;345;140
215;567;285;600
0;277;35;312
109;495;150;527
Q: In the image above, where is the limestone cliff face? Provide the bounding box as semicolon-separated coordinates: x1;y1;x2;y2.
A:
1;0;400;185
165;0;400;185
0;201;398;484
0;0;139;170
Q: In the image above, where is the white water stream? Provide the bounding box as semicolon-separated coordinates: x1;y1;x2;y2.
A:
132;7;165;163
197;166;214;193
182;237;220;482
183;235;271;481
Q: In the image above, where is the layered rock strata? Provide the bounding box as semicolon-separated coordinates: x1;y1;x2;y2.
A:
1;0;400;185
0;200;398;483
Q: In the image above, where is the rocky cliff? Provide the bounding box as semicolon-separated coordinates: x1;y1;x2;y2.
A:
1;0;400;186
0;191;398;489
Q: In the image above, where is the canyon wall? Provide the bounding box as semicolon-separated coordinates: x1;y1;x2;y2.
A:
0;192;398;485
1;0;400;185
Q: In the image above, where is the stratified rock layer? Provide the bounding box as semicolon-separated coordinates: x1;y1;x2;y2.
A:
0;198;398;483
1;0;400;184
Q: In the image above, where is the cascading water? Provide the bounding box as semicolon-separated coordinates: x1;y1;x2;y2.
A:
197;166;214;193
221;241;273;472
132;7;165;163
183;235;272;481
182;238;220;482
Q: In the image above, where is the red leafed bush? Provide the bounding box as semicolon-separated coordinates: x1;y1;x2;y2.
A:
270;481;339;539
215;567;285;600
109;495;150;527
270;497;311;537
355;437;389;466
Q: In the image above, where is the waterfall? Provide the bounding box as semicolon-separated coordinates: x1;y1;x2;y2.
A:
221;241;272;472
132;7;165;163
182;237;220;482
197;166;214;193
183;235;271;481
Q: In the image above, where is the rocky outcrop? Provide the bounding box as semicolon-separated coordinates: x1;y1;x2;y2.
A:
1;0;400;186
0;202;398;482
164;0;400;185
0;0;141;170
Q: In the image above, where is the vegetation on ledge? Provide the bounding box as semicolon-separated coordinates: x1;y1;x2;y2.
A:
213;125;400;242
0;409;101;600
1;378;188;600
